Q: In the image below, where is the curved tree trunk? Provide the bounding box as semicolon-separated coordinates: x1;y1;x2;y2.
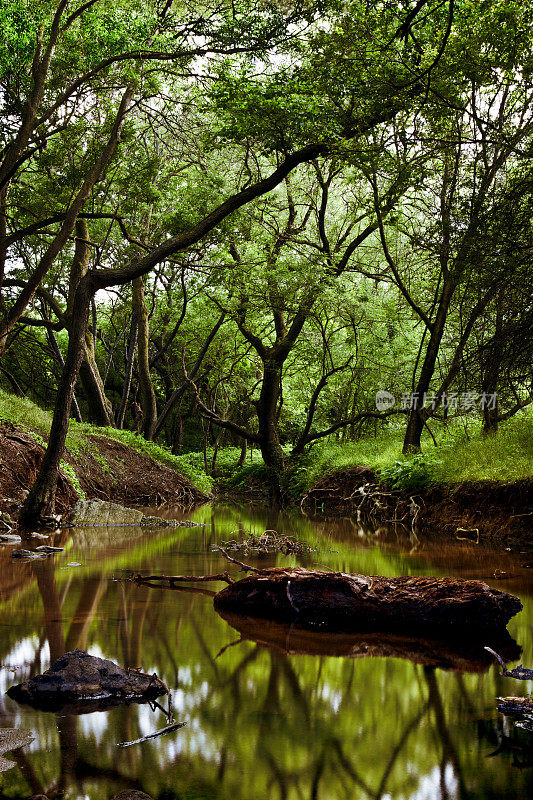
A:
482;297;503;435
79;338;115;427
19;276;94;524
132;276;157;438
403;280;455;454
67;220;114;426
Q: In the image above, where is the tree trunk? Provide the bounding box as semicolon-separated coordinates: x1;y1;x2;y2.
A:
46;327;82;423
116;315;138;429
67;219;114;427
19;276;93;524
132;277;157;438
79;339;115;427
482;298;503;436
256;357;286;502
403;280;455;454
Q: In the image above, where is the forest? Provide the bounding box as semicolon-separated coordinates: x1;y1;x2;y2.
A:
0;0;532;522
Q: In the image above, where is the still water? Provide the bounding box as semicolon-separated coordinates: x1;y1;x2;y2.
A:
1;504;533;799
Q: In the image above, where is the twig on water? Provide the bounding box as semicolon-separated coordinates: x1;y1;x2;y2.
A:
118;721;186;748
133;571;235;586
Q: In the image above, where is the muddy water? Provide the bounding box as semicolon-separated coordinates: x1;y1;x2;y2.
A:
1;505;533;799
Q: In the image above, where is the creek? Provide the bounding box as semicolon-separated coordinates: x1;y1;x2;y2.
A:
1;504;533;799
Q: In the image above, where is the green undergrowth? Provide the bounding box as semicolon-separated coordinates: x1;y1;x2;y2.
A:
0;389;212;495
184;446;263;479
184;414;533;497
288;414;533;495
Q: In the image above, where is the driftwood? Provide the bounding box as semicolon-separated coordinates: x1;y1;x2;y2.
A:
485;646;533;680
498;697;533;716
213;567;522;635
218;610;522;672
117;721;187;748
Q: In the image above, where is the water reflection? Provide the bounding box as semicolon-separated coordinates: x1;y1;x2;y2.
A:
0;505;532;798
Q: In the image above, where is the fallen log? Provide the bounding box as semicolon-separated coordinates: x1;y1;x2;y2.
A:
212;567;522;635
217;609;522;672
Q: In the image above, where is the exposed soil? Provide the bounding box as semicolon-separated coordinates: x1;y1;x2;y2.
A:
0;421;209;518
302;466;533;545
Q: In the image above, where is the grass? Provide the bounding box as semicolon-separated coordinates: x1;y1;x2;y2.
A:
78;424;213;493
2;388;531;499
0;388;212;495
288;413;533;494
181;414;533;497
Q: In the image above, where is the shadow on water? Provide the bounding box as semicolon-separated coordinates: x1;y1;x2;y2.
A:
0;504;533;798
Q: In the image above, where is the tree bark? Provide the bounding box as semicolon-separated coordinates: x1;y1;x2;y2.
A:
116;315;138;429
403;279;455;453
132;277;157;438
256;356;286;502
19;275;94;524
482;296;503;435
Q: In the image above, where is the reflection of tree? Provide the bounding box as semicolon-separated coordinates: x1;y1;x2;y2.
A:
2;507;533;799
424;666;469;799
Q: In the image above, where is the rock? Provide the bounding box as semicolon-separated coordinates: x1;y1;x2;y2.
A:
0;534;21;544
213;568;522;635
0;512;13;531
140;515;177;527
35;545;63;553
111;792;154;800
11;549;47;559
139;515;204;527
6;649;167;713
0;728;34;773
65;500;144;527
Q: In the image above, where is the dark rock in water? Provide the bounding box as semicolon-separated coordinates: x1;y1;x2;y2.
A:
11;548;47;559
111;792;154;800
213;568;522;635
6;650;167;713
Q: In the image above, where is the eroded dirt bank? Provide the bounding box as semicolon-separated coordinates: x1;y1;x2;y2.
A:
302;466;533;544
0;421;209;516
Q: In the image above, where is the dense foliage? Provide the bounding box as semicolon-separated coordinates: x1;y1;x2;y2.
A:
0;0;532;511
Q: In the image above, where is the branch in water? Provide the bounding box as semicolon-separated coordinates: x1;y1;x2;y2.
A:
118;721;187;748
133;571;235;585
212;546;261;573
485;646;533;680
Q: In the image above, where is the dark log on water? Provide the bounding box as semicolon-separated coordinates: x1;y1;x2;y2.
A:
213;568;522;635
217;610;522;672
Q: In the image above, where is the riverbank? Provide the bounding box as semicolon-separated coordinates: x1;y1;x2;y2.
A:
301;466;533;544
1;390;531;541
0;388;212;520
